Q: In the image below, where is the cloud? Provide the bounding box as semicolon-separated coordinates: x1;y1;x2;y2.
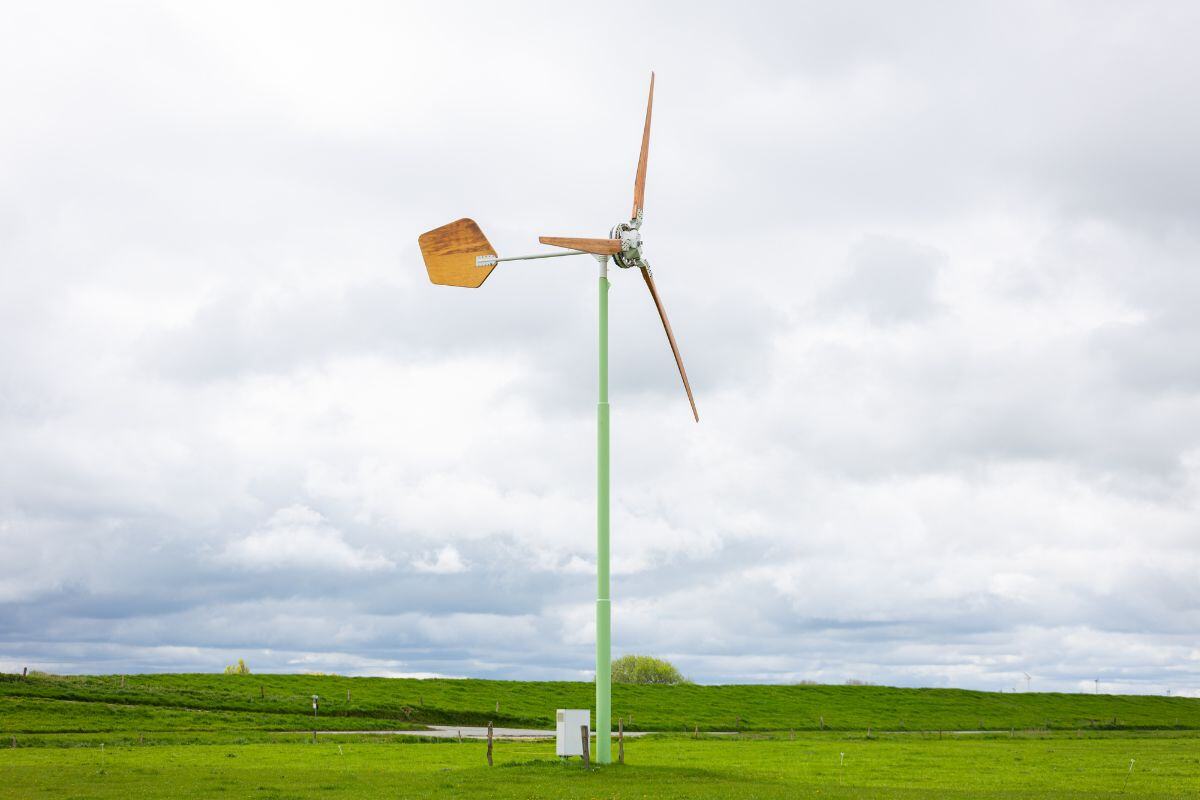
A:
217;506;393;573
824;235;944;324
412;546;467;575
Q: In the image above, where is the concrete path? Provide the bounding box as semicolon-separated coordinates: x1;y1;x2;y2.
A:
312;726;1005;739
315;725;656;740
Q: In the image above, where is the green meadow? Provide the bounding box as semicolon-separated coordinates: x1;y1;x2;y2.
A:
4;672;1198;732
3;672;1199;797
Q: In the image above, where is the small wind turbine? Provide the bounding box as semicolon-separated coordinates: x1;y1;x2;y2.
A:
417;73;696;765
1023;672;1032;693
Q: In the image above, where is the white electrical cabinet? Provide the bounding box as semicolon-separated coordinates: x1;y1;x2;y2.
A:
555;709;591;757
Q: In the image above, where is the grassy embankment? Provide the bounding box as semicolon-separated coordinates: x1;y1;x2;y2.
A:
3;671;1198;734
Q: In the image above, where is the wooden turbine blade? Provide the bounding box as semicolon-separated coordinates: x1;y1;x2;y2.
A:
631;72;654;220
418;218;496;288
538;236;622;255
640;267;698;422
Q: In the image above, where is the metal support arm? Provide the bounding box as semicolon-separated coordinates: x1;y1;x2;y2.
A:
476;250;589;268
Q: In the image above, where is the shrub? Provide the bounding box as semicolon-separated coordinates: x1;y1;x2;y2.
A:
611;655;688;685
223;659;250;675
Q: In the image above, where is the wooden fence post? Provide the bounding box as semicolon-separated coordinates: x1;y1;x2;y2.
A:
618;718;624;764
580;725;590;768
347;689;351;703
487;721;493;766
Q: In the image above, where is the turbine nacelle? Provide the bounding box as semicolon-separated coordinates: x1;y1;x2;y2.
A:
611;221;647;271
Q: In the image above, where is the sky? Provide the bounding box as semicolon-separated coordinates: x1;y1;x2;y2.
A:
1;1;1198;695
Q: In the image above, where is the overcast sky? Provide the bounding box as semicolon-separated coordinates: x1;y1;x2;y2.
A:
2;1;1198;695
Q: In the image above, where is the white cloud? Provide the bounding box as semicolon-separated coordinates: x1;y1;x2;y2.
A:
412;546;467;574
217;506;393;573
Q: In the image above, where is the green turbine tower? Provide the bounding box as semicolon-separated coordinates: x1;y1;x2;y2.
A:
417;73;697;764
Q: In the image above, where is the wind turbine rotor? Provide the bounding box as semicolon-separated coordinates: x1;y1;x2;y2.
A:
625;72;697;421
539;73;696;421
424;73;697;422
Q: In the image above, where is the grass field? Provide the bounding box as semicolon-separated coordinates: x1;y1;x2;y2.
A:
4;732;1199;798
4;672;1198;733
3;672;1199;798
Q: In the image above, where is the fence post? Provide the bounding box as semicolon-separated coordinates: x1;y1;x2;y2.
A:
580;725;590;768
487;721;494;766
618;718;624;764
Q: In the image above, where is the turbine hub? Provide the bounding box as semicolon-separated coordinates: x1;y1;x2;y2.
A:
611;220;647;270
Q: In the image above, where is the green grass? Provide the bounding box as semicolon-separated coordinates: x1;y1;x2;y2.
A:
3;733;1198;798
3;673;1199;797
4;672;1198;733
0;696;420;734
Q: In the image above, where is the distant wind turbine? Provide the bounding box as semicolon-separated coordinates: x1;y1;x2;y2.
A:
1023;672;1032;693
